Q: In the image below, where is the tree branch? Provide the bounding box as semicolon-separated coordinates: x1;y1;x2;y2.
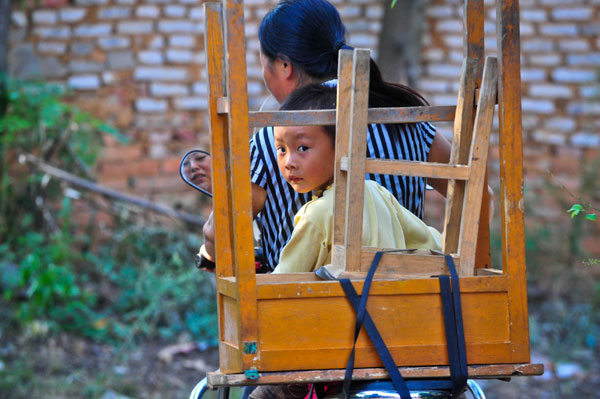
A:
19;153;206;226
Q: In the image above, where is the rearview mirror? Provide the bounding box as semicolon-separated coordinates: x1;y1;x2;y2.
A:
180;150;212;198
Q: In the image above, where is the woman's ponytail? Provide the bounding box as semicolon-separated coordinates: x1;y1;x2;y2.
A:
335;43;427;107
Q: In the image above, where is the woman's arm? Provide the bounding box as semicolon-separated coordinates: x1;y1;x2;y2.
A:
202;183;267;261
426;131;451;197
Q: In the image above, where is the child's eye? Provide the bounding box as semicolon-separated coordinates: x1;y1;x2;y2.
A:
276;146;286;154
298;145;309;152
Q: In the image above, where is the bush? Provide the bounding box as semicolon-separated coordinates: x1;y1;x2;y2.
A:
1;79;217;346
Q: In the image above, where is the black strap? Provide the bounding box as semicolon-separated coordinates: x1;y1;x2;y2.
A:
439;254;468;396
307;383;315;399
339;280;411;399
338;251;468;399
339;250;411;399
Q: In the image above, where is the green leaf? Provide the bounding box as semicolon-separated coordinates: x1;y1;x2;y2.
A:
585;213;597;221
391;0;397;8
567;204;584;218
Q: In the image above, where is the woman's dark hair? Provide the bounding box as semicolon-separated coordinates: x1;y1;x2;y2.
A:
280;83;337;140
259;0;429;107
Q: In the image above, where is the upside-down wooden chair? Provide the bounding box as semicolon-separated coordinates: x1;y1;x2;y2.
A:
202;0;543;388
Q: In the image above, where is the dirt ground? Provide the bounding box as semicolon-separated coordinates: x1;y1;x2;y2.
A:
2;330;598;399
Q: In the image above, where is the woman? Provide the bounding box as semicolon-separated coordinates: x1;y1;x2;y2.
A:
202;0;451;270
182;151;212;194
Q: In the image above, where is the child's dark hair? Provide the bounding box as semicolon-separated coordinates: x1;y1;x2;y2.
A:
259;0;429;108
280;83;337;140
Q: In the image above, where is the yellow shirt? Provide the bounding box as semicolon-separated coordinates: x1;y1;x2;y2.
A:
274;180;442;273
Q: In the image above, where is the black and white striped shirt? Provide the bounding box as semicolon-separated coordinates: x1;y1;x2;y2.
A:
250;122;437;270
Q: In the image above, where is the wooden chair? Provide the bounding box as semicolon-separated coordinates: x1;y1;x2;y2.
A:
202;0;543;387
331;50;495;279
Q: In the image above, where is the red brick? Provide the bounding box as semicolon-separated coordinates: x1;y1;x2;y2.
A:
97;173;128;190
95;210;116;230
41;0;67;7
101;145;144;161
582;236;600;257
134;174;188;193
549;154;581;176
583;148;599;161
175;128;197;143
161;157;183;174
100;159;160;178
98;161;126;178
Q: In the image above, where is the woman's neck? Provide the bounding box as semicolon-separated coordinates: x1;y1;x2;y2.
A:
295;72;335;90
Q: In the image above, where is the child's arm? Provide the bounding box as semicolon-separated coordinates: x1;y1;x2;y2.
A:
398;206;442;251
369;181;442;251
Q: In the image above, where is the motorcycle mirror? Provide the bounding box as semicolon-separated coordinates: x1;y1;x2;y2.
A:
180;149;213;198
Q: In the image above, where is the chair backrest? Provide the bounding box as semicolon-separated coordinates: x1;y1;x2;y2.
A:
330;49;498;277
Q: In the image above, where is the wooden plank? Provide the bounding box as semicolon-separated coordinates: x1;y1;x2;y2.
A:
247;106;456;127
366;106;456;125
254;275;509;299
252;110;336;127
442;59;477;253
475;173;492;269
343;49;371;271
219;341;242;374
204;3;233;277
252;291;512;370
341;158;470;180
331;50;354;252
465;0;485;84
333;271;446;280
358;250;458;274
457;57;497;276
204;2;237;374
223;0;258;372
207;363;543;387
464;0;490;269
496;0;531;363
217;276;239;299
255;343;514;372
220;295;242;372
476;268;503;276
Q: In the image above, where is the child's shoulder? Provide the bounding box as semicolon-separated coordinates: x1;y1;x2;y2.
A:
365;179;394;198
295;189;334;224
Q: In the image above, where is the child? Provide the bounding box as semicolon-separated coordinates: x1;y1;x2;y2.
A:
272;83;442;275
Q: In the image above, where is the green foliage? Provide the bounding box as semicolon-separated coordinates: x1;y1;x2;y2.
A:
0;78;125;245
507;152;600;363
0;79;120;165
554;153;600;223
567;203;584;218
1;79;216;346
0;359;35;398
567;203;598;221
0;79;116;338
85;225;216;344
2;198;99;338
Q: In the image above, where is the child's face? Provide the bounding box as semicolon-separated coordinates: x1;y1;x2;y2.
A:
274;125;335;193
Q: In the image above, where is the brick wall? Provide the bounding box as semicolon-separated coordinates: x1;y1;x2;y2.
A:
419;0;600;254
8;0;384;206
7;0;600;245
420;0;600;169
